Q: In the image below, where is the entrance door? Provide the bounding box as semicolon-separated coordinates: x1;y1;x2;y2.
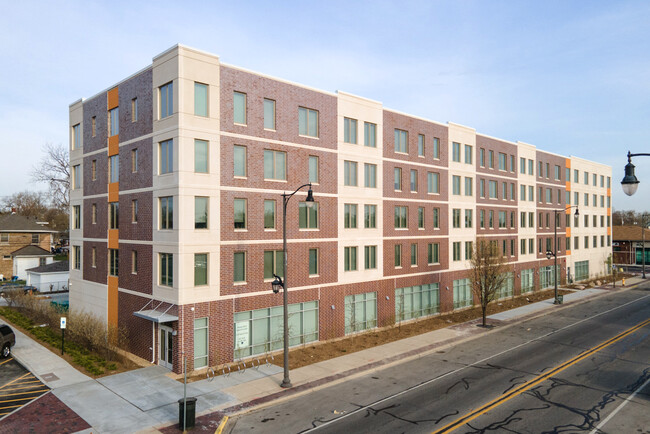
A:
159;325;173;370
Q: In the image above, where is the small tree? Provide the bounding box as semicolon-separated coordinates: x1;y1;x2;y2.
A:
31;143;70;211
470;239;509;327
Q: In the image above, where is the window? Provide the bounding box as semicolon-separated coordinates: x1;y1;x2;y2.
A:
538;161;543;177
364;122;376;147
160;196;173;229
233;91;246;125
73;246;81;270
160;253;173;286
91;116;96;137
345;246;358;271
264;98;275;130
73;205;81;229
465;209;473;228
584;236;589;249
131;98;138;122
72;123;81;149
309;248;319;275
344;204;358;228
574;236;579;250
452;175;461;195
234;199;247;229
510;212;515;228
480;180;485;198
428;172;439;194
480;210;485;228
584;214;589;227
192;253;208;285
520;184;526;201
520;157;526;174
418;207;425;229
108;202;119;229
91;159;97;180
0;234;7;243
131;200;138;223
433;137;440;159
394;206;408;229
364;245;377;269
299;202;318;228
452;209;461;228
264;150;286;180
464;145;473;164
108;155;119;183
545;163;550;178
364;163;376;188
364;204;377;228
452;142;461;162
395;129;408;153
453;242;461;261
489;210;494;228
109;108;119;136
465;177;473;196
489;180;497;198
584;193;589;206
546;188;552;203
465;241;473;260
109;249;118;277
428;243;439;264
309;156;319;184
395;284;440;320
264;200;276;229
511;183;515;201
480;148;485;167
411;243;418;266
510;155;515;172
394;244;402;267
394;167;402;190
194;317;209;369
30;234;39;245
433;208;440;228
91;247;97;268
345;292;377;334
418;134;425;156
344;117;357;144
233;252;246;282
234;145;247;177
344;161;358;186
521;238;526;255
503;182;508;200
554;165;561;180
190;139;208;173
264;250;284;279
92;204;97;224
299;107;319;137
410;169;418;191
72;164;80;189
159;139;173;174
528;159;533;175
194;83;208;117
195;197;208;229
574;191;579;206
160;82;173;118
607;177;611;188
499;211;507;228
584;171;589;184
131;149;138;173
498;153;507;170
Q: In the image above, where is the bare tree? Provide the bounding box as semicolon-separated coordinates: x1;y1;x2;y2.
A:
31;143;69;210
469;238;509;327
1;191;48;219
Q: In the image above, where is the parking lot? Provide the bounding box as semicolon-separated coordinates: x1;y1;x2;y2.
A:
0;356;49;417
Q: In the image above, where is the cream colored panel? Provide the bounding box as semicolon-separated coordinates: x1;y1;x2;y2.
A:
69;278;108;324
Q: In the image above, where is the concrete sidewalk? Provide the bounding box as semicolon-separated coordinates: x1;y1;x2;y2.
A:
1;277;645;433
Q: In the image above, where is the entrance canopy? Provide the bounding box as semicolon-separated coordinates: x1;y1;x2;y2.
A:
133;300;178;323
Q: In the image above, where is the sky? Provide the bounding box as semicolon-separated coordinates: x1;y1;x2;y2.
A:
1;0;649;211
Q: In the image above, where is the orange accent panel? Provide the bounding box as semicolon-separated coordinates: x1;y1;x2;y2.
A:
566;249;571;256
607;227;611;236
107;276;118;326
566;228;571;238
107;87;119;110
565;181;571;191
108;229;119;249
607;188;611;197
108;135;119;156
607;208;611;216
108;182;119;202
565;158;571;168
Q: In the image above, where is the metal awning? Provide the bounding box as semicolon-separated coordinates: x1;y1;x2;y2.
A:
133;300;177;323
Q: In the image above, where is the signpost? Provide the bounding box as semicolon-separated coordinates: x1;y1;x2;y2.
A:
60;317;66;355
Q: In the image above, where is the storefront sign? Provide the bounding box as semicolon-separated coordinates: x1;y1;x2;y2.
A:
235;321;249;349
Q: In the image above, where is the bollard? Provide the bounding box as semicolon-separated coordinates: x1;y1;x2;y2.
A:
622;278;626;286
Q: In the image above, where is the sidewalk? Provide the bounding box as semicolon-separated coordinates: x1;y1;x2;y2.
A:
1;277;644;433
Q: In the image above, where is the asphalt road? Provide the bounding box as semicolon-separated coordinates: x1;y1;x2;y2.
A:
0;356;49;417
228;284;650;433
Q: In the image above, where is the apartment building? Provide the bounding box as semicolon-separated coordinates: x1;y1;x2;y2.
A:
69;44;612;373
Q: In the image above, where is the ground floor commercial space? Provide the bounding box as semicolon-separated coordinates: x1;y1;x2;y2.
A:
613;241;650;265
102;256;608;374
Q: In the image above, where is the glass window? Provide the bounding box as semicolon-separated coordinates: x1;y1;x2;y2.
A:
195;197;208;229
160;196;173;229
428;172;439;194
194;139;208;173
194;83;208;117
433;137;440;159
233;91;246;124
234;199;247;229
344;246;357;271
309;156;319;183
465;241;473;259
520;157;526;174
92;203;97;224
234;145;246;177
73;205;81;229
109;248;118;276
72;123;81;149
108;202;119;229
453;242;461;261
480;148;485;167
410;169;418;191
364;122;376;147
264;150;286;180
411;243;418;266
428;243;439;264
264;200;275;229
194;254;208;286
160;139;173;174
453;209;461;228
194;318;208;369
344;204;358;228
418;207;425;229
364;204;377;228
264;99;275;130
91;159;97;180
433;207;440;228
395;129;408;153
452;142;461;162
453;278;473;308
464;145;472;164
498;153;507;170
109;108;119;136
91;116;96;136
344;118;357;144
394;244;402;267
528;159;533;175
418;134;425;156
299;202;318;229
394;167;402;190
452;175;461;195
394;206;408;228
364;163;376;188
160;82;173;118
465;177;473;196
364;245;377;269
264;250;284;279
344;161;358;186
299;107;319;137
344;292;376;334
465;209;473;228
131;149;138;173
489;180;497;198
131;98;138;122
109;155;119;183
132;199;138;223
309;248;319;275
73;245;81;269
234;252;246;282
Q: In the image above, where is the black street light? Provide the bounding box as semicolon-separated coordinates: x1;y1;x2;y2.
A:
546;205;580;304
621;151;650;196
270;183;314;389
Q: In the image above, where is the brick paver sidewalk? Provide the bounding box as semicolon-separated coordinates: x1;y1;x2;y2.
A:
0;392;91;434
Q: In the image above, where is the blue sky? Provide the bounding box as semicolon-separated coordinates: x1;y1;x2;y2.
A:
1;0;649;211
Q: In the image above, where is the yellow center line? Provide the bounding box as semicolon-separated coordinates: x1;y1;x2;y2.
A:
433;318;650;434
0;372;32;391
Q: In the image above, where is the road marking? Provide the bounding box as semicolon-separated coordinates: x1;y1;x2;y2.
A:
216;415;229;434
0;372;31;391
0;389;50;398
308;293;650;432
432;318;650;433
0;357;13;367
588;376;650;434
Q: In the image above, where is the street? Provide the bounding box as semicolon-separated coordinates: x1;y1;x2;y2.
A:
227;285;650;433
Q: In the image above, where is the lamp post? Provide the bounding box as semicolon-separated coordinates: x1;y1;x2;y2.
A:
546;205;579;304
621;151;650;196
270;183;314;389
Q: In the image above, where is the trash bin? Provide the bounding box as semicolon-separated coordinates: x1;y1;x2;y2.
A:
178;397;197;430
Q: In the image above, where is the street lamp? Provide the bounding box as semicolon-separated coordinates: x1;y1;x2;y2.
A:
546;205;579;304
270;183;314;389
621;151;650;196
